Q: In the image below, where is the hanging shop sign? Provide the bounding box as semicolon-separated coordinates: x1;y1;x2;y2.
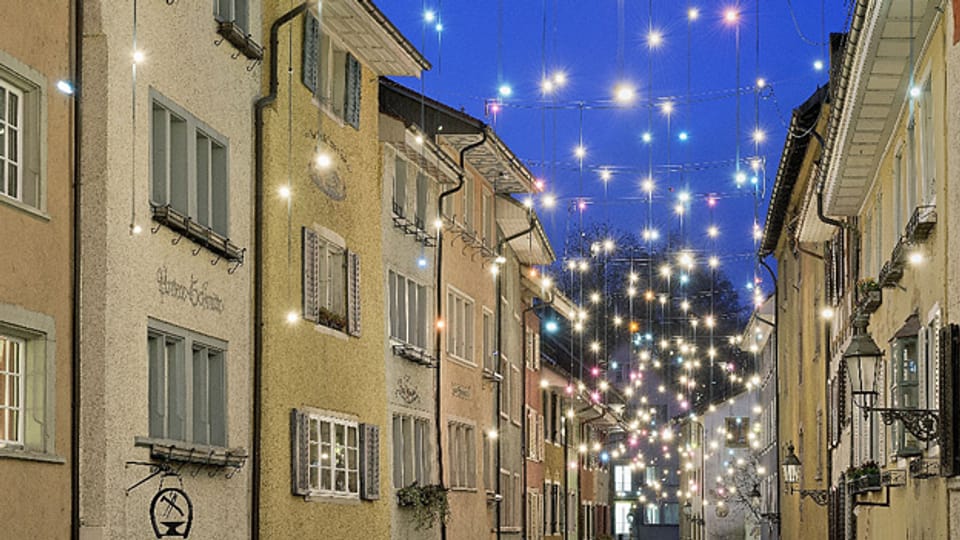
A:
156;266;225;313
150;486;193;538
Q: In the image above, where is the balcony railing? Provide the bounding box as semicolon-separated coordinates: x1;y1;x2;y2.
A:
904;205;937;244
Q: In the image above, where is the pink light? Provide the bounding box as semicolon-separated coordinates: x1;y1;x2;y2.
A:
591;366;600;377
489;103;501;114
565;384;574;395
535;179;546;191
707;197;717;207
591;392;601;402
629;437;638;446
681;401;689;410
578;200;587;211
629;372;637;381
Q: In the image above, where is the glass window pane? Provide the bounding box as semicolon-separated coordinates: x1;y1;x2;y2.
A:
208;350;226;446
195;135;210;227
211;141;228;235
191;347;209;444
166;338;185;441
168;113;189;216
151;104;168;204
392;415;403;488
148;334;165;438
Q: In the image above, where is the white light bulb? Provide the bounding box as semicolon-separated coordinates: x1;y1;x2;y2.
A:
132;50;145;64
286;311;299;324
278;185;291;199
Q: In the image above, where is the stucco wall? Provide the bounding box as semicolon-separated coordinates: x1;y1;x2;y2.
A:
0;1;74;537
257;2;392;538
78;1;259;538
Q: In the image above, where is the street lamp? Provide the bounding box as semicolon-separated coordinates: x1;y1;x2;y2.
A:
844;313;941;442
781;443;828;506
748;484;762;509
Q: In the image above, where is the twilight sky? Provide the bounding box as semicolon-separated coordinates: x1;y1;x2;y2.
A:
379;0;849;297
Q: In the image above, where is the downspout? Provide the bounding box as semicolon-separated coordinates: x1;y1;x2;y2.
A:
71;0;82;536
435;129;487;540
495;213;536;540
521;292;556;540
757;256;779;539
253;4;308;539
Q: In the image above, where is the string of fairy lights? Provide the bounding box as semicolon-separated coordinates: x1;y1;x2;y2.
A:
403;0;833;520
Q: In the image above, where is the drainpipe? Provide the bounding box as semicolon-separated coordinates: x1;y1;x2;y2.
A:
253;4;308;539
434;129;486;540
521;291;556;540
757;256;779;539
495;213;536;540
71;0;82;536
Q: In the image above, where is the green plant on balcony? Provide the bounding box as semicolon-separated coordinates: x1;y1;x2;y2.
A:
847;461;881;493
856;278;880;295
397;483;450;531
856;278;882;313
317;306;347;332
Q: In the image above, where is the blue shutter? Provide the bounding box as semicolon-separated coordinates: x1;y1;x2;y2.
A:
302;13;320;92
347;251;361;337
344;54;361;129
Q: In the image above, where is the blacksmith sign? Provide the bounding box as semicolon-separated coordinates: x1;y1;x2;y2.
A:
150;486;194;538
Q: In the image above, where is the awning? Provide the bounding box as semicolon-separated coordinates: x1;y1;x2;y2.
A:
495;196;555;266
890;313;921;340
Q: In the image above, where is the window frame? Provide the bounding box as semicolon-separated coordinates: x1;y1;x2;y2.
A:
302;12;362;129
0;51;47;216
392;412;431;489
147;318;229;448
214;0;249;34
445;287;475;365
0;80;23;202
149;89;231;237
388;269;429;350
0;334;24;446
448;420;477;489
306;412;361;499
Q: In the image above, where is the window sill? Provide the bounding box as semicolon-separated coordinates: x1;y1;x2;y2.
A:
0;194;50;221
314;322;349;341
391;342;436;366
0;446;66;464
134;436;248;469
303;492;361;504
215;20;263;60
448;486;478;493
151;204;245;263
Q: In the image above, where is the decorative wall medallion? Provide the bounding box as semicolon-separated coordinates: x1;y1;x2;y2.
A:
306;131;351;201
452;383;472;400
395;375;420;404
156;267;224;313
150;486;193;538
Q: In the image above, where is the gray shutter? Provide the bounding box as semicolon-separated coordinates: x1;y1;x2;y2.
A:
360;423;380;500
302;13;320;92
347;251;361;337
344;53;362;129
302;227;320;323
291;409;310;496
940;324;959;475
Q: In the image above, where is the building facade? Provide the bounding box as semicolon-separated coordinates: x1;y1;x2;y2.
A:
78;0;261;537
256;2;427;539
0;1;74;537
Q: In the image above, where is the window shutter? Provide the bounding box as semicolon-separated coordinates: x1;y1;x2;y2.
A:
360;423;380;500
302;13;320;93
940;324;959;475
347;251;362;337
877;364;886;464
344;53;362;129
291;409;310;496
302;227;320;322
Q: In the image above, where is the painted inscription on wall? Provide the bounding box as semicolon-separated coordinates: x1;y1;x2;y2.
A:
156;267;224;313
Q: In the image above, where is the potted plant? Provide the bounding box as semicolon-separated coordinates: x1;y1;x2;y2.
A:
860;461;881;490
397;483;450;531
856;278;882;312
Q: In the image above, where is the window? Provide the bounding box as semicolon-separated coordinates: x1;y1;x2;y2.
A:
0;56;45;212
543;481;552;534
482;309;495;372
0;305;55;455
293;412;360;498
614;501;632;535
0;335;23;446
526;406;544;461
388;270;428;350
918;79;936;205
550;482;560;533
511;364;521;424
151;94;229;237
500;470;514;527
392;414;430;488
499;359;510;419
483;431;495;492
461;175;474;232
0;81;22;202
302;12;361;128
147;321;227;446
302;227;361;336
725;417;750;448
448;421;476;489
214;0;248;33
873;194;882;277
528;488;544;540
891;317;921;456
893;146;904;236
644;466;660;487
392;155;407;217
481;190;495;247
526;330;541;370
415;170;428;230
614;465;632;493
446;289;474;363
